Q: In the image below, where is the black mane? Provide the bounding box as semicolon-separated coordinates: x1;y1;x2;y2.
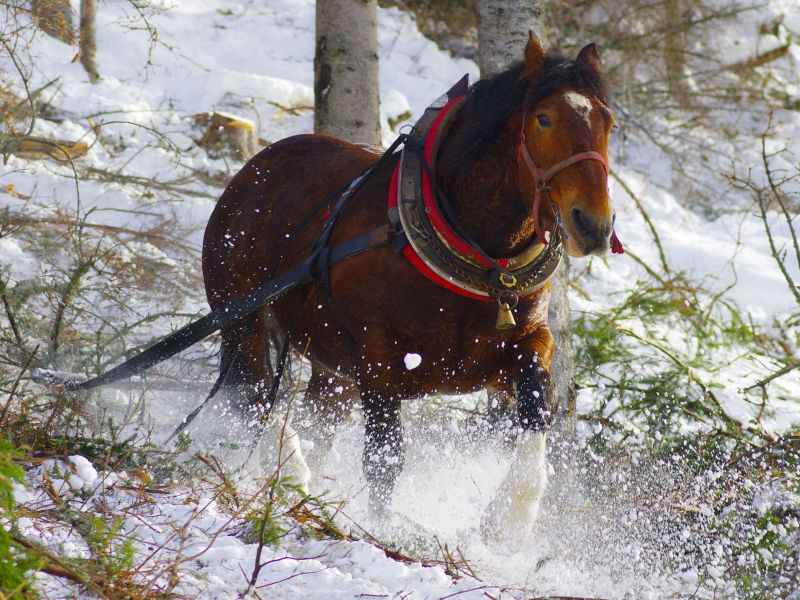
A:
455;55;612;162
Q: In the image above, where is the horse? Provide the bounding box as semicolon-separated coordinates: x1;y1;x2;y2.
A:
202;33;616;539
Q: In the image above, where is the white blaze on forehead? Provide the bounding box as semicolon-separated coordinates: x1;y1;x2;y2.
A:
564;91;593;124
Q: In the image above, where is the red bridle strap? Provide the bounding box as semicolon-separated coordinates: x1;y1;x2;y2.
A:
519;133;616;249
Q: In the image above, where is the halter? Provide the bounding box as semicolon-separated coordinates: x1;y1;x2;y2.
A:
518;125;624;254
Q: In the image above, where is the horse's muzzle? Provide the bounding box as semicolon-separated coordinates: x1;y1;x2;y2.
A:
569;207;613;256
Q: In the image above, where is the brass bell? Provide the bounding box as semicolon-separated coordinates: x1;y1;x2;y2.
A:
495;301;517;330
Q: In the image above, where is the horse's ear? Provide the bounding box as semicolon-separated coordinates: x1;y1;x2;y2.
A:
576;43;602;72
522;31;546;80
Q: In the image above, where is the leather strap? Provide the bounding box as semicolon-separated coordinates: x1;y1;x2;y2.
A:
66;225;394;391
518;132;608;245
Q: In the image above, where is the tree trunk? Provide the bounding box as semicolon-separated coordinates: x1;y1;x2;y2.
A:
476;0;575;424
79;0;99;84
314;0;380;144
33;0;75;45
547;257;576;422
476;0;550;77
664;0;690;106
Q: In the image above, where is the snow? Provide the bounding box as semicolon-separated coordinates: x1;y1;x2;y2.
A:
404;352;422;370
18;455;511;599
68;455;98;487
1;0;799;598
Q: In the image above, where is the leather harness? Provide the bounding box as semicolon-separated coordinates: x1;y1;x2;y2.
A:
389;75;564;306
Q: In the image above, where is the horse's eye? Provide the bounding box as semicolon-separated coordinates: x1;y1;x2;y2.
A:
536;113;551;128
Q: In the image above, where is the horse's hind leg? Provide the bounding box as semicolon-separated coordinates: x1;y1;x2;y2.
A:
218;311;310;488
218;310;272;415
299;362;357;478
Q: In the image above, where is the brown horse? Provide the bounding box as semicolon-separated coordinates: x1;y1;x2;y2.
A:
202;34;615;538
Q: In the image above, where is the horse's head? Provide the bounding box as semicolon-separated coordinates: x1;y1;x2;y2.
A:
519;33;615;257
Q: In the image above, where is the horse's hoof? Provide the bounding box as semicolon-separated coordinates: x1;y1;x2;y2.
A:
260;420;312;492
480;431;548;546
261;449;311;493
479;495;536;546
284;452;312;492
367;492;391;521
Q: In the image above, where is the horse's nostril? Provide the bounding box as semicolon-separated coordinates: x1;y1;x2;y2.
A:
569;207;613;254
570;207;591;236
602;217;613;237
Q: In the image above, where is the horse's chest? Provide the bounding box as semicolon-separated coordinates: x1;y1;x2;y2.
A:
381;296;549;395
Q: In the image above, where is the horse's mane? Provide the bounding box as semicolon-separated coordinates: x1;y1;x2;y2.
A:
455;55;612;163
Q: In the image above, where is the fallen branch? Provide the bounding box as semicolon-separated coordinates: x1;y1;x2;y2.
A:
4;210;197;254
83;166;216;199
727;44;790;73
744;359;800;391
11;532;105;596
6;136;88;161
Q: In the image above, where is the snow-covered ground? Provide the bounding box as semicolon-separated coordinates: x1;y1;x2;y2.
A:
16;456;511;598
2;0;799;598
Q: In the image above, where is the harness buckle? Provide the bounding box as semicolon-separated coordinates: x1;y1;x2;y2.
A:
499;272;517;288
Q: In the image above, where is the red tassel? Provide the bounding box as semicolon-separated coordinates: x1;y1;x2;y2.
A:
610;229;624;254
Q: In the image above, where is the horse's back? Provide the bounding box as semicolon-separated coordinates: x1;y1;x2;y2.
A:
202;134;382;309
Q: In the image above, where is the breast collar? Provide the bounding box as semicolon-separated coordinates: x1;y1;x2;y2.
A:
387;75;563;311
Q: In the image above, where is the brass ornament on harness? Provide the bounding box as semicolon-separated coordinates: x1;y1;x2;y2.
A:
495;300;517;330
498;272;518;288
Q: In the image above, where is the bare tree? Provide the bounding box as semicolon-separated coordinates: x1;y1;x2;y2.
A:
476;0;575;421
547;260;575;419
314;0;380;144
33;0;75;44
79;0;99;83
476;0;551;77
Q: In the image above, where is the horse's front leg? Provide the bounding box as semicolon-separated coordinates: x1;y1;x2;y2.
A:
481;327;556;542
357;346;405;515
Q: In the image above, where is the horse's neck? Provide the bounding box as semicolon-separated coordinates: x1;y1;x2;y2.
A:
437;124;542;258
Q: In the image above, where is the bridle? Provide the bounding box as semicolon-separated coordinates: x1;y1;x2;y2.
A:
518;121;623;254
